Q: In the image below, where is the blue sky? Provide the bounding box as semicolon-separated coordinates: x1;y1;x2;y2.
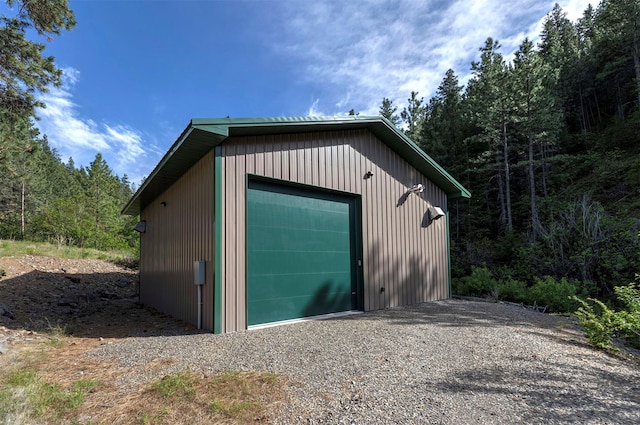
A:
19;0;592;185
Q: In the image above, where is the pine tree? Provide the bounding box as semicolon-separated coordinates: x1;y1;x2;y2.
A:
0;111;42;237
0;0;76;123
594;0;640;113
512;38;563;240
378;97;401;126
466;38;514;233
421;69;463;168
400;91;425;142
539;4;582;132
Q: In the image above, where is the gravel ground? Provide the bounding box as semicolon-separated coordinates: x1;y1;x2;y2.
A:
89;299;640;424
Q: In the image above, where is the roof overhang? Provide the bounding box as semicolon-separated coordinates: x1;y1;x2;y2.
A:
122;116;470;216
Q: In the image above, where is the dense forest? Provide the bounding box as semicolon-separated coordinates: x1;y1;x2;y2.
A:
0;0;137;252
1;1;639;311
0;115;138;251
379;1;640;310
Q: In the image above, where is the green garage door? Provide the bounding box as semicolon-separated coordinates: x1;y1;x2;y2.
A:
247;180;358;326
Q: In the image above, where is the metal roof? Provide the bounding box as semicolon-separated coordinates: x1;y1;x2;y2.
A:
122;116;471;215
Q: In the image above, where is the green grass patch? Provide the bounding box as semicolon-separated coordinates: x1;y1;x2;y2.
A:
140;369;282;424
0;362;101;424
149;370;197;399
5;368;38;387
0;239;137;266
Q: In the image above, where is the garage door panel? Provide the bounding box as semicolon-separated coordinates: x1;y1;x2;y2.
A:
248;250;351;276
248;279;353;325
249;202;350;232
248;272;352;303
248;226;350;252
247;180;357;326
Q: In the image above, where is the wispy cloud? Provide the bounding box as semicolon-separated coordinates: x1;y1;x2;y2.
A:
275;0;591;115
35;67;157;184
306;98;323;116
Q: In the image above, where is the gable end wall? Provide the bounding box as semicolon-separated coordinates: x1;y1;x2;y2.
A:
220;129;449;332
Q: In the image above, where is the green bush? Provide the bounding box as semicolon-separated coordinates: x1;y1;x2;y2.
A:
496;278;528;303
573;297;620;348
452;266;497;297
527;276;578;313
612;283;640;347
573;282;640;349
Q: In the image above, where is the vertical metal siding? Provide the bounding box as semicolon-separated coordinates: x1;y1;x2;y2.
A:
219;129;449;332
139;151;214;330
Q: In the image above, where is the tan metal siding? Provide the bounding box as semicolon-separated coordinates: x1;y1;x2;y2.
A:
139;151;214;330
219;129;448;333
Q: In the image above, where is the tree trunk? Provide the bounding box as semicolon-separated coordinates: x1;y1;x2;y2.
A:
594;91;602;126
541;142;549;198
503;121;513;232
496;150;507;230
578;87;589;133
21;181;25;238
455;200;460;242
528;134;540;241
633;34;640;107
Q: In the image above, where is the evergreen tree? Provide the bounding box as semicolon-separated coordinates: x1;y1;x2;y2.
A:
594;0;640;109
0;111;41;237
420;69;463;168
378;97;401;126
511;38;563;240
466;38;514;233
539;4;582;133
0;0;76;123
400;91;425;142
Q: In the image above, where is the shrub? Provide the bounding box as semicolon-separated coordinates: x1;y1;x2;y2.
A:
573;297;620;348
452;266;497;297
573;282;640;349
527;276;578;313
496;278;528;303
612;283;640;347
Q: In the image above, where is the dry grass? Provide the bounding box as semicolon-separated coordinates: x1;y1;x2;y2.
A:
0;337;286;425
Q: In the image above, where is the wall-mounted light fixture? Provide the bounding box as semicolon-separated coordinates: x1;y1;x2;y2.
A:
364;171;374;179
407;183;424;194
133;220;146;233
428;206;445;221
160;201;167;207
397;183;424;207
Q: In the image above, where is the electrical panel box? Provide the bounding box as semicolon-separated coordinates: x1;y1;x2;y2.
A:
194;260;206;285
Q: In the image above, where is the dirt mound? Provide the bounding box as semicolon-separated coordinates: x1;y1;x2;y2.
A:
0;255;193;347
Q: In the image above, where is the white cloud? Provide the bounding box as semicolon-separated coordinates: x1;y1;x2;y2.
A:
35;67;155;184
335;92;352;111
104;125;145;166
306;98;323;116
563;0;592;21
276;0;592;114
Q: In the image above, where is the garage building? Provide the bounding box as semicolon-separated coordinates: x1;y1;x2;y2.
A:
122;116;470;333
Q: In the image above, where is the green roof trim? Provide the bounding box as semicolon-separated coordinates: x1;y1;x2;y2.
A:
122;116;470;215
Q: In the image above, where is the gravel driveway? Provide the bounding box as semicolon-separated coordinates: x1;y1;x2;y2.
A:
91;299;640;424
